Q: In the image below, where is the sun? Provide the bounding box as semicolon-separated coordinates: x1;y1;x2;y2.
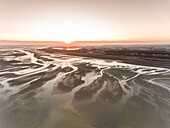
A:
41;22;102;42
0;20;122;42
64;41;72;44
28;20;121;42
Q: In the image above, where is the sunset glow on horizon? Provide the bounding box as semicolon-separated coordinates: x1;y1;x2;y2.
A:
0;0;170;43
0;20;122;43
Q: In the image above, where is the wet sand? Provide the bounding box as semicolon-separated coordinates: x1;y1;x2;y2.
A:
0;46;170;128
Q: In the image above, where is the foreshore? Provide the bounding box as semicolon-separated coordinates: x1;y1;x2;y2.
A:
38;45;170;69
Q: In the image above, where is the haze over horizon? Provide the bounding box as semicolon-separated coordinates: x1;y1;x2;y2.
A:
0;0;170;43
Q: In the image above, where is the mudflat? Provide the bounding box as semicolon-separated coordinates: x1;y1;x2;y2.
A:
0;45;170;128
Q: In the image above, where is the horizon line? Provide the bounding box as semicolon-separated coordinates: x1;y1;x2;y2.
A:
0;39;170;43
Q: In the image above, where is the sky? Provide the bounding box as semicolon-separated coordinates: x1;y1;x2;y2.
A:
0;0;170;43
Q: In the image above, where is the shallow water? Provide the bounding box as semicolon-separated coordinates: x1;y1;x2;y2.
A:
0;47;170;128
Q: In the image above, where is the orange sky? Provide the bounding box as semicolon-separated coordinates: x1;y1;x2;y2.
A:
0;0;170;43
